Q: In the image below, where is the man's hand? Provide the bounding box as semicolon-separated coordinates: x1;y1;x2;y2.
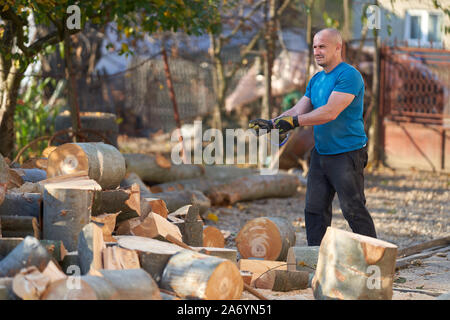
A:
249;119;273;134
273;116;299;135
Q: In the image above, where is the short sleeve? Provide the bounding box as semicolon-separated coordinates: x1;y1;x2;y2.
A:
334;68;363;96
304;76;313;98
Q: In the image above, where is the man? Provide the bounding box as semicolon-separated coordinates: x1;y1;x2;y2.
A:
249;28;377;246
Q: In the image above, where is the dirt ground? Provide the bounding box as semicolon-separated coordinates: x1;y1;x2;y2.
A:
204;166;450;300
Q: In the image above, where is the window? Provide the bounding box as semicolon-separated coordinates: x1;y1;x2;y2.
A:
405;10;443;47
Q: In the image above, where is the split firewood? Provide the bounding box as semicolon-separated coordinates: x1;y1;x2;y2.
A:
42;146;57;158
116;212;182;243
0;192;42;219
115;236;184;284
142;197;169;218
150;190;211;215
102;246;140;270
237;259;287;286
208;172;300;205
194;247;237;263
286;246;320;272
43;178;102;251
20;158;48;170
0;236;51;277
240;271;253;286
120;172;153;198
254;270;310;292
7;168;24;188
312;227;398;300
77;222;106;275
46;142;126;190
203;226;225;248
0;153;9;206
10;168;46;183
160;249;243;300
42;260;67;283
93;184;141;223
91;213;120;242
0;238;66;263
236;216;296;261
169;205;203;247
123;153;204;184
0;216;40;238
12;266;50;300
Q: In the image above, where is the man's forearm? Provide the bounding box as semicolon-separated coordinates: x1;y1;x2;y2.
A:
274;96;313;120
297;104;336;126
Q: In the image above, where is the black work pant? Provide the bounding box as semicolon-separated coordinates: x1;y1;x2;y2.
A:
304;146;377;246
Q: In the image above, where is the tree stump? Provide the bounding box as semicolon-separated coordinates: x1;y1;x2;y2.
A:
311;227;398;300
286;246;319;273
236;216;295;261
160;250;243;300
46;142;126;190
43;178;101;251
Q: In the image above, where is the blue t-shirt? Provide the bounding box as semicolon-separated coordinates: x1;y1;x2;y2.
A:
305;62;367;155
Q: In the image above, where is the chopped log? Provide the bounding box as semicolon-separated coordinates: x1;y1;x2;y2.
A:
42;146;57;158
42;260;67;283
237;259;287;286
11;168;46;183
46;142;126;189
150;190;211;215
397;236;450;258
42;275;120;300
0;154;9;206
120;172;152;198
116;236;184;284
0;216;39;238
177;220;203;247
21;158;48;170
0;278;19;300
7;168;23;188
91;213;119;242
203;225;225;248
99;269;161;300
123;153;204;184
241;271;253;285
102;246;140;270
208;172;300;205
43;178;102;251
236;216;296;261
93;184;141;223
0;238;66;262
118;212;182;243
77;222;105;275
0;192;41;219
286;246;319;272
254;270;310;291
0;236;51;277
311;227;398;300
160;249;243;300
194;247;237;263
143;197;169;218
12;266;50;300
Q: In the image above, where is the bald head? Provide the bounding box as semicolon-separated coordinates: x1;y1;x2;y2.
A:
312;28;343;71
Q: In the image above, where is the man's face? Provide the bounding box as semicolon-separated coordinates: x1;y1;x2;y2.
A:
313;33;339;68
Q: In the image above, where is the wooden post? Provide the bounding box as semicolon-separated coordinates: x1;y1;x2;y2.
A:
43;178;101;251
312;227;398;300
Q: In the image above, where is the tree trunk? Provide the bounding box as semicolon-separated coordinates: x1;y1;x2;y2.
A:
123;153;204;184
286;246;319;272
236;216;296;261
115;235;184;284
311;227;398;300
303;0;314;87
207;173;300;205
43;178;102;251
0;216;40;238
160;250;243;300
46;142;126;190
0;154;9;205
0;236;51;277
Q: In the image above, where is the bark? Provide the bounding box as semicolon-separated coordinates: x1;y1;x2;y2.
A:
0;192;42;219
149;190;211;216
236;216;296;261
0;154;9;205
93;185;141;222
0;238;66;262
0;216;40;239
77;222;105;275
160;249;243;300
254;270;310;291
311;227;398;300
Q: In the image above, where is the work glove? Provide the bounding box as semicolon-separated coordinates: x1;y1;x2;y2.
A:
249;118;273;134
273;116;299;135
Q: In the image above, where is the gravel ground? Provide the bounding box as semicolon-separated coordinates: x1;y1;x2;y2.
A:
206;166;450;250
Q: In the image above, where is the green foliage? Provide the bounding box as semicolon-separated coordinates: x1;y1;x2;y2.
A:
14;77;63;161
